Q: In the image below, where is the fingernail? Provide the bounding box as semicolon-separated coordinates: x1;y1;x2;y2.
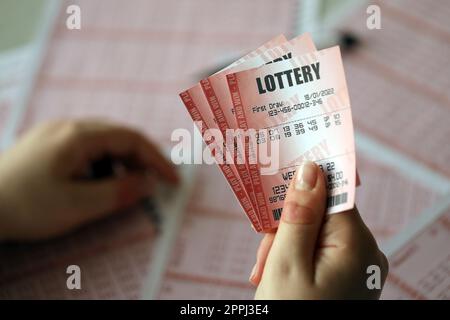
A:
295;161;317;191
249;263;257;283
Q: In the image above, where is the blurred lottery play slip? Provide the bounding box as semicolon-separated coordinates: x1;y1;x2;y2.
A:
179;33;358;233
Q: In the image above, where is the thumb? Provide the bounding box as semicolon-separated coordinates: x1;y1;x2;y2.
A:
267;161;327;277
67;173;154;222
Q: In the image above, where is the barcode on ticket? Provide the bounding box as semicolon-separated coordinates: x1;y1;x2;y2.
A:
327;192;348;208
272;192;348;221
272;208;283;221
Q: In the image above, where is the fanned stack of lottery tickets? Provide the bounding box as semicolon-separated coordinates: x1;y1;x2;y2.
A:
180;33;359;233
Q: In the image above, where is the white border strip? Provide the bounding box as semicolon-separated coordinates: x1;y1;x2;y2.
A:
356;130;450;193
381;194;450;256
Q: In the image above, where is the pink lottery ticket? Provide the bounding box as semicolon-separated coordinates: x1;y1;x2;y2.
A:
227;46;356;230
179;35;287;232
200;33;316;230
179;88;261;231
202;33;316;134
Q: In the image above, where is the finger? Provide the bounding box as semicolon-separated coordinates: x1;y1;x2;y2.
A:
66;173;154;223
320;206;377;252
318;206;389;282
267;161;327;276
249;233;275;286
60;121;179;184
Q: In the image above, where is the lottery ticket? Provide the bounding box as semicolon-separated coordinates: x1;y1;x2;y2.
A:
179;35;288;232
202;33;316;133
180;34;319;232
180;87;262;231
180;34;357;232
200;33;316;230
227;46;356;230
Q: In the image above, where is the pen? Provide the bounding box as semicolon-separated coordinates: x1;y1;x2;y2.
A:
338;31;361;53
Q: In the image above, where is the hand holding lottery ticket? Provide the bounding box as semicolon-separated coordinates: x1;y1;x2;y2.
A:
251;161;388;299
180;34;357;233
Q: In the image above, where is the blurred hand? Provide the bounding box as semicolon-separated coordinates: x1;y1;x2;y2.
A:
0;120;178;241
250;161;388;299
